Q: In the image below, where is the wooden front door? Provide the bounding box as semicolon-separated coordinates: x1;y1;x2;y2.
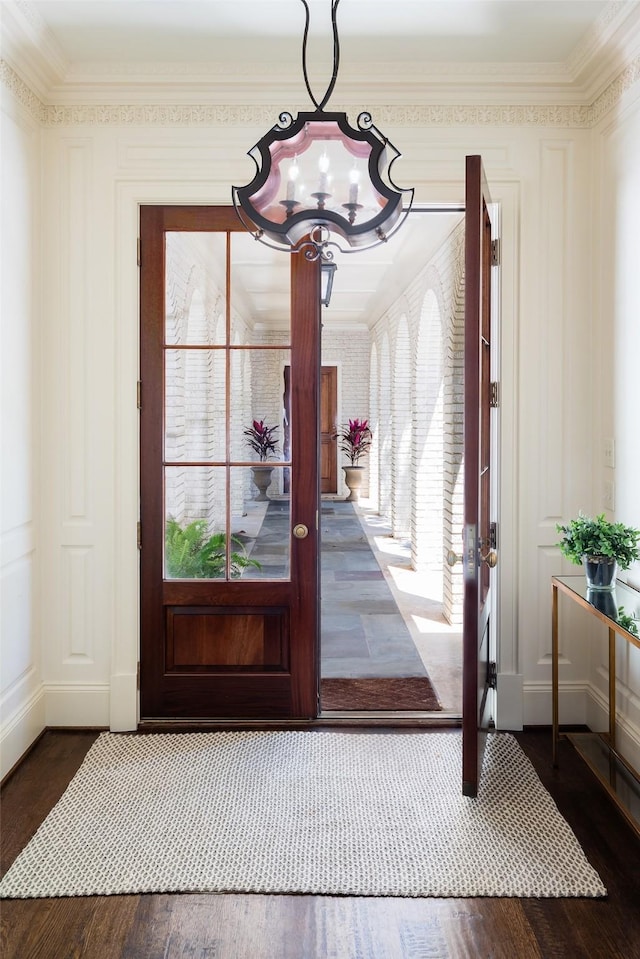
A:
320;366;338;494
462;156;498;795
139;206;320;720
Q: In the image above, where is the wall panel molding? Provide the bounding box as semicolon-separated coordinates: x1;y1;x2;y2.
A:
538;140;571;523
61;138;92;522
61;546;94;663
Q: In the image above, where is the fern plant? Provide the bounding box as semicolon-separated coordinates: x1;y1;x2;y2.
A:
165;518;260;579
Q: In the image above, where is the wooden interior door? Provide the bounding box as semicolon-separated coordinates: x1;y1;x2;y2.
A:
320;366;338;494
139;206;320;720
462;156;498;795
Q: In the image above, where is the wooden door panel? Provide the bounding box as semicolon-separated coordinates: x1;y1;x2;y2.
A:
165;607;288;670
139;207;320;720
462;156;496;796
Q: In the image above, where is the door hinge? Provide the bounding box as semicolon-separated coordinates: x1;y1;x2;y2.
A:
136;662;140;691
490;381;499;408
137;237;141;267
137;521;142;550
489;521;498;550
487;661;498;689
491;238;501;267
137;380;142;410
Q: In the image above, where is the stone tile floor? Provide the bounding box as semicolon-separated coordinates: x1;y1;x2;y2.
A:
235;497;462;714
322;500;462;714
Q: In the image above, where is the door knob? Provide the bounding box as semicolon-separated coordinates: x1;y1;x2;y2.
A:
446;549;462;567
481;550;498;568
293;524;309;539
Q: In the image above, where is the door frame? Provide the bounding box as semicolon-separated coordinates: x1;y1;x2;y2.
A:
109;182;518;734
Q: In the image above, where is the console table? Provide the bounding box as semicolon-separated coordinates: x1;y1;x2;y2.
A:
552;574;640;836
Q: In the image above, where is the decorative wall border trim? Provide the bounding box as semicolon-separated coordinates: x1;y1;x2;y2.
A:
1;56;639;130
0;60;45;122
591;54;640;124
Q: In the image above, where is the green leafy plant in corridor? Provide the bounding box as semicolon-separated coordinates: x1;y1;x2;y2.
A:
165;518;260;579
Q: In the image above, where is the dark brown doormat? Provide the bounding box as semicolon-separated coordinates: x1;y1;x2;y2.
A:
321;676;441;711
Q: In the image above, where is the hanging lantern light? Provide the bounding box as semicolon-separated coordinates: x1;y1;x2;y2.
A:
232;0;414;261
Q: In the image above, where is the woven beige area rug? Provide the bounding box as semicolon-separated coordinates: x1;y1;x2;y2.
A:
0;731;605;900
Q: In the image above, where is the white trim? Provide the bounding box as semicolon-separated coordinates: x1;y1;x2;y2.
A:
495;673;523;731
45;683;110;727
524;679;590;727
0;684;46;779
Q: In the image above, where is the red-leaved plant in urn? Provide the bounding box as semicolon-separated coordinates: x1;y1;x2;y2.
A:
244;419;280;461
336;418;372;465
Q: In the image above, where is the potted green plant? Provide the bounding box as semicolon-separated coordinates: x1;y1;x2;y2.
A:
335;418;372;502
244;419;280;500
165;518;260;579
556;512;640;590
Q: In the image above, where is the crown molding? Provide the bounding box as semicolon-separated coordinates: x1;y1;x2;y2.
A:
0;0;67;101
4;56;640;130
1;1;639;130
569;1;640;102
3;0;640;109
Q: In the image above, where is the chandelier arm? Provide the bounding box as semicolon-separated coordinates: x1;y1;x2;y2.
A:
300;0;341;113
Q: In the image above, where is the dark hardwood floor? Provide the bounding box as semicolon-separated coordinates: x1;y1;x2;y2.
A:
2;729;639;959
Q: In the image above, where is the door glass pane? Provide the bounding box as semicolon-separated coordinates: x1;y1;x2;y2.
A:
165;233;226;346
231;467;290;580
229;348;290;464
165;349;225;462
165;466;231;579
162;229;293;584
230;232;290;346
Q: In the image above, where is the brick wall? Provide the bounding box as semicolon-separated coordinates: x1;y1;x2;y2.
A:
370;221;465;623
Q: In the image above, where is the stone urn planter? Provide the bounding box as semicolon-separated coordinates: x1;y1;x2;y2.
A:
244;419;280;501
251;465;274;501
335;419;372;504
342;465;364;502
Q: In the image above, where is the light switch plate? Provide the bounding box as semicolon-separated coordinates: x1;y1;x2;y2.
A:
604;437;615;469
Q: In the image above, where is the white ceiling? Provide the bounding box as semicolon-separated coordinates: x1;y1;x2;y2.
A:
9;1;627;329
31;1;609;66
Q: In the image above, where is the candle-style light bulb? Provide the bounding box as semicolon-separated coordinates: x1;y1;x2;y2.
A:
318;151;330;193
349;165;360;205
286;156;299;201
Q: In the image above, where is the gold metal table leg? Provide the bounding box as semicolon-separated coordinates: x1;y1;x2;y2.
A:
609;626;616;750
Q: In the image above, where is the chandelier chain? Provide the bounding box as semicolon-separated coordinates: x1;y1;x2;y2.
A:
300;0;341;112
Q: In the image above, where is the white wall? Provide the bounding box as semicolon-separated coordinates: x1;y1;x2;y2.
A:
590;78;640;768
0;81;44;776
2;28;640;767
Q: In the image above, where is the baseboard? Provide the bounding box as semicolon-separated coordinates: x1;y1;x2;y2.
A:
0;684;46;780
523;680;590;727
44;683;110;728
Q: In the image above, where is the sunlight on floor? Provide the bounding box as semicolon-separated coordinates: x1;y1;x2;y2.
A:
355;501;462;713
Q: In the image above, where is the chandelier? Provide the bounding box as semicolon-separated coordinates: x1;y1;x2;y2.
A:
232;0;414;260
